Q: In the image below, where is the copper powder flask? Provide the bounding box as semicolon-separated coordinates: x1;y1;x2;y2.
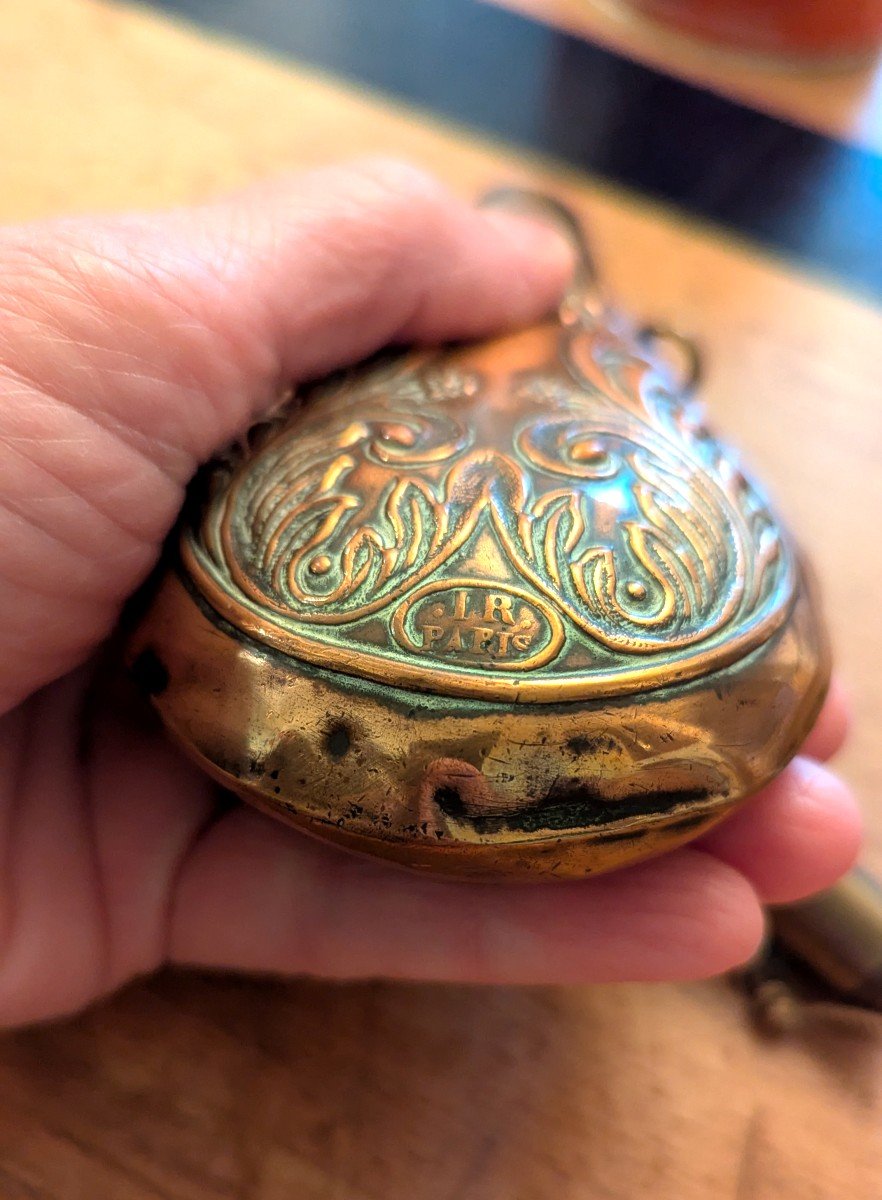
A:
128;194;829;880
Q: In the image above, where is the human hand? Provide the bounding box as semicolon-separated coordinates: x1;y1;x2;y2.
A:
0;159;860;1026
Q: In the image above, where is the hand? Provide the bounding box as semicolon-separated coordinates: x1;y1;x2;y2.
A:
0;158;860;1026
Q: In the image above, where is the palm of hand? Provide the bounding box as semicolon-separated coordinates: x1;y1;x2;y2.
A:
0;160;859;1026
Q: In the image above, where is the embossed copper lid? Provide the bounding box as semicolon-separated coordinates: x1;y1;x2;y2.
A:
183;311;794;704
129;194;828;880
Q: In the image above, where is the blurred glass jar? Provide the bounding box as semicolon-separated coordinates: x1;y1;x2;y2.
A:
626;0;882;60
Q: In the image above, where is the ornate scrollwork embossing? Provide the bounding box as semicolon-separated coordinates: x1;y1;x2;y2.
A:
514;418;746;652
183;322;795;703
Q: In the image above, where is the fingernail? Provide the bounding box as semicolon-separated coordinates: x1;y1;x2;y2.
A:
481;208;578;280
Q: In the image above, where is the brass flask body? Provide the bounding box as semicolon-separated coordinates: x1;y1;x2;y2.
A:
129;208;828;880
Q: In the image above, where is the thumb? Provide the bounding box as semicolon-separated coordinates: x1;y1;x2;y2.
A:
0;158;573;712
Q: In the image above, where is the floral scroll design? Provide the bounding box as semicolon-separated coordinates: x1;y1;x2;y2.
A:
509;410;780;654
197;363;487;626
189;329;793;671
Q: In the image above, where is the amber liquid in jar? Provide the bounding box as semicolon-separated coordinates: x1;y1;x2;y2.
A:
628;0;882;59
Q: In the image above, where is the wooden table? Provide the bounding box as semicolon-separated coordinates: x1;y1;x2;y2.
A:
1;1;880;1195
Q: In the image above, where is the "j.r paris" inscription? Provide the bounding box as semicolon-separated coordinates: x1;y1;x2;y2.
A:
392;581;564;672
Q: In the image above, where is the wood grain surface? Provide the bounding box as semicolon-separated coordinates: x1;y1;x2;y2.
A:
1;1;880;1196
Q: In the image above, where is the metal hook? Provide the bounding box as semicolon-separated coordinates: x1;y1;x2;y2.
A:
479;189;702;398
478;186;600;301
637;323;703;399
